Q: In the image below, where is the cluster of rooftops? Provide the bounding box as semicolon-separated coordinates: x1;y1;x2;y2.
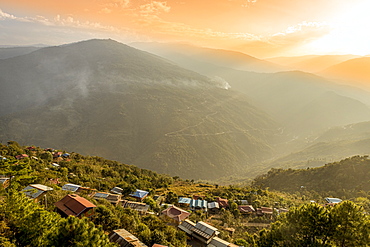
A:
0;148;344;247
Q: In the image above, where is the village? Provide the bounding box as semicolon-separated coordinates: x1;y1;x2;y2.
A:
0;146;345;247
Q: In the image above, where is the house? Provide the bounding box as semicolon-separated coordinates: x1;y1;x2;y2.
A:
93;192;110;200
190;199;208;211
256;207;274;217
208;202;220;214
22;184;53;201
53;152;63;158
129;189;149;201
217;197;229;208
62;183;81;192
208;236;237;247
109;228;148;247
178;220;235;246
178;219;196;235
106;194;122;205
92;192;121;205
15;154;28;159
111;186;124;195
162;205;191;223
178;197;192;207
51;163;60;167
325;198;342;204
0;178;10;189
61;153;70;158
190;221;220;244
121;200;150;214
238;205;255;214
55;194;96;218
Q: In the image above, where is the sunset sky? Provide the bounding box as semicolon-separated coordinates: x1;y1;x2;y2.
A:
1;0;370;57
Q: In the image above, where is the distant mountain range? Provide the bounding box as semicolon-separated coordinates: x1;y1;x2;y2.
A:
131;42;283;73
320;57;370;89
1;39;370;180
266;54;361;73
0;39;279;180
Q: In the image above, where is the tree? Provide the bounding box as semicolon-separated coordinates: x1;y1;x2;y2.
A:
0;191;115;247
0;157;33;189
329;201;370;247
258;203;331;247
257;202;370;247
50;216;115;247
92;205;120;231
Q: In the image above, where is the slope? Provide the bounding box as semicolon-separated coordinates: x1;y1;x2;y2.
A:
0;39;278;180
129;42;370;137
253;155;370;196
130;42;283;73
0;46;41;59
267;54;361;73
321;57;370;89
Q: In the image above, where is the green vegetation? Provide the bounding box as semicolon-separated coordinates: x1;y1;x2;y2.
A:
258;201;369;247
253;155;370;199
0;142;369;247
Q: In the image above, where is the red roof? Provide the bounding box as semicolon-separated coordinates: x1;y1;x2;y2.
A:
238;205;255;213
217;197;229;208
15;154;28;159
162;205;190;222
55;194;96;217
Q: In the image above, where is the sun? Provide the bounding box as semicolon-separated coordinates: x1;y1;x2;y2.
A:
308;0;370;55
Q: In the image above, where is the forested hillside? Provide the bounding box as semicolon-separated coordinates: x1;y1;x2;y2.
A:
253;155;370;198
0;39;279;180
0;142;369;246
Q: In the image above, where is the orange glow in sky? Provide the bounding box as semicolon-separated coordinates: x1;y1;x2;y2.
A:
0;0;369;57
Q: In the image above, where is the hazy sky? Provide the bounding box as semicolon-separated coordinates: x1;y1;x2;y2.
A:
1;0;370;57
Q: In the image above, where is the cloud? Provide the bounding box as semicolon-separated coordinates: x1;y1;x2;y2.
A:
0;8;16;20
139;1;171;17
242;0;258;7
270;21;332;45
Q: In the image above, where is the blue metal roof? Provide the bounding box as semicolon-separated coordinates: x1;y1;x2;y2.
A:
130;189;149;199
178;197;192;204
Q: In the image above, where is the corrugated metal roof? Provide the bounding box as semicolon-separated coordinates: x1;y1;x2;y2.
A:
190;199;208;209
0;178;9;184
178;197;192;204
55;194;96;217
110;229;148;247
195;221;219;237
208;202;219;209
22;184;53;199
110;187;123;194
129;189;149;199
93;192;110;199
62;183;81;192
325;198;342;204
208;237;230;247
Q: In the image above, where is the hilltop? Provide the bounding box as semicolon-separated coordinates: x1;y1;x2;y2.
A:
0;39;278;180
253;155;370;198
